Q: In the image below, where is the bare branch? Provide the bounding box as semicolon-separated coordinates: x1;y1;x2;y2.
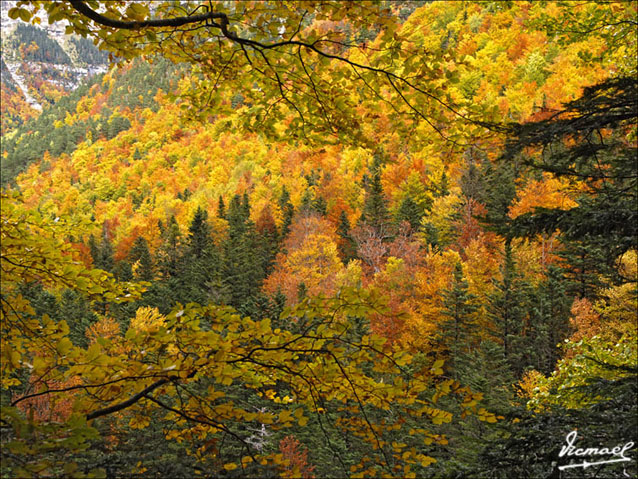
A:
86;377;172;420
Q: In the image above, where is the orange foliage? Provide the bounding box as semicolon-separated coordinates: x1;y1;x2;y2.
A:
86;316;121;344
15;374;81;424
279;435;316;479
509;174;578;219
455;198;487;252
264;214;343;302
568;298;601;344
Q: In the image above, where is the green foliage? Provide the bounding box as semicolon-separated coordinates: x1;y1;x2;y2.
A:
7;24;71;64
1;57;181;185
129;236;154;282
69;36;108;66
1;76;97;184
525;273;569;375
395;196;423;231
223;195;265;310
479;357;637;478
360;169;390;232
337;211;358;264
436;262;479;378
278;188;295;241
488;241;532;377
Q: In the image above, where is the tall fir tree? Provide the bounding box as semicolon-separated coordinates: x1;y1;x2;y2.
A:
129;236;154;282
360;167;390;233
337;211;358;264
395;196;423;231
435;170;450;197
217;195;226;219
179;206;222;305
299;189;314;215
58;289;98;348
524;266;573;374
222;195;264;309
488;240;531;377
187;207;212;259
435;262;479;378
505;77;637;295
278;187;295;241
157;215;182;278
88;231;114;272
255;205;280;278
556;238;610;299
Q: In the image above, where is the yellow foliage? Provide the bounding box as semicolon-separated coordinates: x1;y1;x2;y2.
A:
130;306;165;333
509;173;578;219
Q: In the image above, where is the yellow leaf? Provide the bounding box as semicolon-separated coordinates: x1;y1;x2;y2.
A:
56;337;73;355
279;410;293;423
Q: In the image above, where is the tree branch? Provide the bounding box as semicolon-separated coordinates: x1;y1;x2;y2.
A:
68;0;226;30
86;377;171;420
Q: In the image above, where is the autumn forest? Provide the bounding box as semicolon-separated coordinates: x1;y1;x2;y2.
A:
1;1;636;478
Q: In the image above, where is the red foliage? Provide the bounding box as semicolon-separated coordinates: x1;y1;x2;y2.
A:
256;205;277;237
279;435;316;479
14;374;80;424
454;197;487;252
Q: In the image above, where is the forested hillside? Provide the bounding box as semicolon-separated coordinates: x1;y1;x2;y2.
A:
1;1;636;478
0;16;108;134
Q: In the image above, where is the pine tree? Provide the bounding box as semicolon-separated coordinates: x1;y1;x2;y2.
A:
278;187;294;240
436;171;450;197
313;196;327;216
88;234;100;267
480;159;520;236
113;260;133;281
227;195;247;238
157;215;182;278
187;207;212;259
556;238;609;299
436;262;478;378
272;290;287;319
299;189;314;215
58;289;98;348
179;207;222;305
222;195;264;308
524;266;573;374
460;161;487;204
217;195;226;219
255;205;280;277
336;211;358;264
395;196;422;231
129;236;154;282
88;232;114;272
419;220;440;250
360;169;390;232
238;293;277;321
488;241;531;377
241;192;251;221
505;77;637;295
299;189;327;216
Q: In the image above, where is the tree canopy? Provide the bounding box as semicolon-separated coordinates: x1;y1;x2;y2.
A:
9;0;493;145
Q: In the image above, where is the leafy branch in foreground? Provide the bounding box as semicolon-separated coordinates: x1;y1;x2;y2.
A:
1;192;493;478
11;0;489;145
